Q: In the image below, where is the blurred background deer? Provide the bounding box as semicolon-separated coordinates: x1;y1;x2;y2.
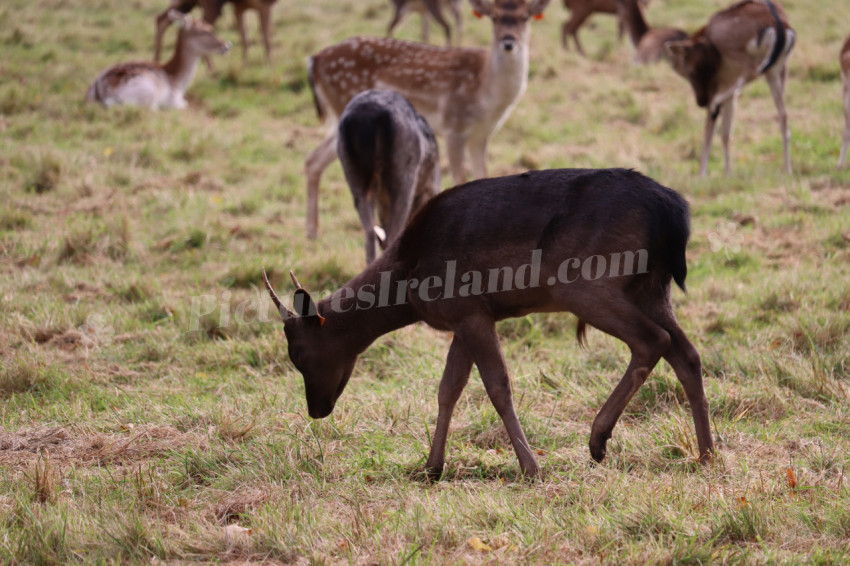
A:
387;0;463;45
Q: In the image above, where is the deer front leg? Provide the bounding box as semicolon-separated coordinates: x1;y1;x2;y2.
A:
258;4;272;61
234;5;249;61
455;316;540;478
424;337;474;479
840;81;850;168
467;136;488;181
700;107;719;177
719;96;736;175
445;132;468;185
305;131;339;239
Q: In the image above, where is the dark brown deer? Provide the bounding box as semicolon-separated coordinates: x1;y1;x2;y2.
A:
615;0;686;63
264;168;714;479
838;34;850;168
154;0;277;65
665;0;795;176
338;90;441;264
387;0;463;45
560;0;649;56
304;0;552;239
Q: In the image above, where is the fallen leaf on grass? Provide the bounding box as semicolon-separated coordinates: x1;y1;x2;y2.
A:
786;468;797;490
468;536;493;552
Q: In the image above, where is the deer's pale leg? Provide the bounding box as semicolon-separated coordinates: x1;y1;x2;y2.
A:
234;5;249;61
840;81;850;168
456;316;540;478
765;64;792;174
305;132;339;239
259;5;272;60
661;322;714;463
354;193;378;265
700;108;719;177
446;133;468;185
424;337;474;478
719;96;736;175
467;137;488;181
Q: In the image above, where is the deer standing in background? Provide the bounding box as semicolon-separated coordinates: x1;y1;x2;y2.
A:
560;0;649;56
666;0;795;176
387;0;463;45
86;11;230;109
338;90;441;264
154;0;276;65
615;0;685;63
264;168;715;479
838;35;850;168
304;0;552;239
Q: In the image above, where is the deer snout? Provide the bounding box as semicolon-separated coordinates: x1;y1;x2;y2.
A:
307;399;335;419
500;36;518;52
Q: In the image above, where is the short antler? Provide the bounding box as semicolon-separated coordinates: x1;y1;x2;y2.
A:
290;270;302;290
263;268;295;320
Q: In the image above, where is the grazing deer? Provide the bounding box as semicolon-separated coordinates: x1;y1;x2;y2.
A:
304;0;552;239
560;0;647;56
615;0;686;63
387;0;463;45
339;90;441;265
154;0;276;65
666;0;795;176
838;35;850;168
86;11;230;109
264;168;715;479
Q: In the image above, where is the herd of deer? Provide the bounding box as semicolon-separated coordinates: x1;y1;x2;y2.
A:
82;0;845;477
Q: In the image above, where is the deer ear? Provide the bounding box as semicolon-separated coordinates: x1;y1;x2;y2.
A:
468;0;493;17
665;40;691;58
293;289;324;326
527;0;552;18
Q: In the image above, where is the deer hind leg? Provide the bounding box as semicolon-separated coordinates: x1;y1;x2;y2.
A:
840;77;850;168
700;107;720;177
234;5;250;61
467;135;489;181
448;0;463;43
305;130;339;239
765;64;792;174
445;132;468;185
424;0;453;45
454;314;541;478
561;12;590;55
659;318;714;463
573;300;671;463
719;95;737;175
258;4;272;60
424;336;474;479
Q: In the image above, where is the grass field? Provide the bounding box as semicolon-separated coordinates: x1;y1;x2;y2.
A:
1;0;849;563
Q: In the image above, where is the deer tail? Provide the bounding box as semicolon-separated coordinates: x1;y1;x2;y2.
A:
307;57;325;122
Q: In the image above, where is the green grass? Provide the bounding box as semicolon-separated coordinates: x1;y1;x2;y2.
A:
1;0;849;563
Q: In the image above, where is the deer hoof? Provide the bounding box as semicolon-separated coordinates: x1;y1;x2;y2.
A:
425;465;444;482
589;441;607;463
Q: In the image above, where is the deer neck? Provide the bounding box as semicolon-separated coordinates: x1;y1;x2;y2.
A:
161;32;200;94
620;0;650;47
480;37;530;118
317;255;420;355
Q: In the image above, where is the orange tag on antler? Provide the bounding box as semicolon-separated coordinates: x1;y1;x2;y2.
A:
472;9;483;18
533;13;544;21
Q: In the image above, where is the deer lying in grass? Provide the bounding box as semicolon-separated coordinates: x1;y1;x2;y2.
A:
338;90;441;265
387;0;463;45
304;0;552;239
560;0;649;56
264;168;715;479
838;35;850;168
86;11;230;109
666;0;795;176
615;0;685;63
154;0;276;64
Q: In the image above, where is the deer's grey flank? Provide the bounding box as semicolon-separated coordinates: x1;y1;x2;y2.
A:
338;90;440;265
264;168;715;479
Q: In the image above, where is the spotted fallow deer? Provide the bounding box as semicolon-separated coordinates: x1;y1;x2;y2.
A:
560;0;649;56
264;168;714;479
387;0;463;45
154;0;277;65
838;35;850;168
666;0;795;176
303;0;552;239
338;90;441;264
615;0;686;63
86;11;230;109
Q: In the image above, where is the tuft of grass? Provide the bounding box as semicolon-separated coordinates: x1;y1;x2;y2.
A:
0;354;58;397
23;153;62;194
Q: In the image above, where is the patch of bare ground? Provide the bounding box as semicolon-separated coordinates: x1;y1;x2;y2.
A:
0;425;209;469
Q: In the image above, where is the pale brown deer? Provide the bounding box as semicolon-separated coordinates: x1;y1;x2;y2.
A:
666;0;795;176
264;168;714;479
304;0;552;239
838;35;850;168
615;0;686;63
560;0;648;56
387;0;463;45
154;0;276;65
87;11;230;109
338;90;441;264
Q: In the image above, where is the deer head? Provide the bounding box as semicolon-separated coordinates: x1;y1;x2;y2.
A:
168;10;231;57
666;38;722;109
468;0;551;53
263;270;353;419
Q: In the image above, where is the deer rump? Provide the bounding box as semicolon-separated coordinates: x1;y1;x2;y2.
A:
394;168;689;328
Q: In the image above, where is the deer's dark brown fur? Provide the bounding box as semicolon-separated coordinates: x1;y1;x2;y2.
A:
266;168;714;478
